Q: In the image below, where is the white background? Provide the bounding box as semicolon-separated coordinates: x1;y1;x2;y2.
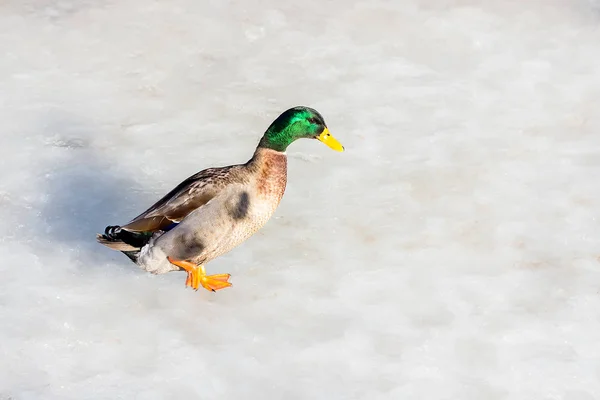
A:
1;0;600;398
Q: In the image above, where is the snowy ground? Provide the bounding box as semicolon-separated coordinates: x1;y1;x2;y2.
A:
1;0;600;398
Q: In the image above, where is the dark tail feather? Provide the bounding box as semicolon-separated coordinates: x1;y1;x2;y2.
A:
122;250;140;262
96;225;153;261
103;225;153;248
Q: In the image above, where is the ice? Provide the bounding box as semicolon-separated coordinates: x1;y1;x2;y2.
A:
1;0;600;399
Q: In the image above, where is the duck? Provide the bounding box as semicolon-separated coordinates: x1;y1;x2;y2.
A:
97;106;344;292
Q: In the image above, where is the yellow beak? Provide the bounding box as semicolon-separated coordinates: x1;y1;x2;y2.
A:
317;128;344;152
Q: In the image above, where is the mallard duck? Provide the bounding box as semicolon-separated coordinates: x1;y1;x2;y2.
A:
97;106;343;292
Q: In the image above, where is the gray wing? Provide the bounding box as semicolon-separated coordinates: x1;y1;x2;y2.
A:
121;165;238;233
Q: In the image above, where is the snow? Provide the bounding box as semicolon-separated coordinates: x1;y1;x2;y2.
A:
1;0;600;398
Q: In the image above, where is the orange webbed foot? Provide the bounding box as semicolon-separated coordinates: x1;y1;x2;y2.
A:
167;257;232;292
201;273;232;292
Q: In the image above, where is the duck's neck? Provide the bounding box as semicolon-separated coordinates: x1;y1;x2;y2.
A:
247;146;288;197
248;146;288;170
258;125;297;152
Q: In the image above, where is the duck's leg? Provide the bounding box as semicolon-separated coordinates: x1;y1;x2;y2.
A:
166;257;232;292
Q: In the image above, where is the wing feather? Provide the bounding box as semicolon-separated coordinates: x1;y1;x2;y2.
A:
121;165;238;233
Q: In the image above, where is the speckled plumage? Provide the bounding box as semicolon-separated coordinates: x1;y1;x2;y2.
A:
134;148;287;274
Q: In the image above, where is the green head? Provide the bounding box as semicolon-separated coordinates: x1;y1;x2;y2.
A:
258;106;344;152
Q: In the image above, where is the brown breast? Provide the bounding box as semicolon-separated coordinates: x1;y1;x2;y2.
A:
253;148;288;202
